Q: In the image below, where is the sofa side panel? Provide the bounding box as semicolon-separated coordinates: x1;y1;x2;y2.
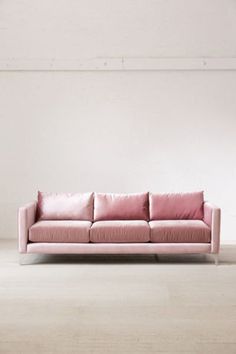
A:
204;202;221;254
18;201;37;253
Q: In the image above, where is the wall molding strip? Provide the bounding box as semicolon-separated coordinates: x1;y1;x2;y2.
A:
0;57;236;71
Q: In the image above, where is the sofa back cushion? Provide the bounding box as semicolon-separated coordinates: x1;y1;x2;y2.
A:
94;193;149;221
149;191;204;220
37;192;94;221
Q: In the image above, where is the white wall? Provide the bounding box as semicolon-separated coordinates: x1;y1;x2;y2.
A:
1;71;236;242
1;0;236;61
0;0;236;242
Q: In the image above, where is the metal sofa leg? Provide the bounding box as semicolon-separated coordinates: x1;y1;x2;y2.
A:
213;254;219;266
19;254;28;265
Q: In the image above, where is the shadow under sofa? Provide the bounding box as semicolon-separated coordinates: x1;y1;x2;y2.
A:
18;191;221;264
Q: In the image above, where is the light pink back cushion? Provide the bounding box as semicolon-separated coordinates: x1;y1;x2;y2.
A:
38;192;93;221
94;193;149;221
149;192;204;220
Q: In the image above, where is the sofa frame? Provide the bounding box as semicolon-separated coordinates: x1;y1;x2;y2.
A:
18;200;221;265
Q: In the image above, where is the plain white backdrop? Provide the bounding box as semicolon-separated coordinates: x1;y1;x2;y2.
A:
0;0;236;242
1;0;236;60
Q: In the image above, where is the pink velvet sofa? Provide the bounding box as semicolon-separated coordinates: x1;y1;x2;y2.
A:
18;191;221;264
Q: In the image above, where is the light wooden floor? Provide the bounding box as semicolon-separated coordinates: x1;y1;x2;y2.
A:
0;240;236;354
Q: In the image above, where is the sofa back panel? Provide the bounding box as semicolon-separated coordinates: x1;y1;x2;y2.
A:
94;193;149;221
37;192;94;221
149;191;204;220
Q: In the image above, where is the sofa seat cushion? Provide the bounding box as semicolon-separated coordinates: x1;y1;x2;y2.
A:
29;220;91;243
149;220;211;243
90;221;150;243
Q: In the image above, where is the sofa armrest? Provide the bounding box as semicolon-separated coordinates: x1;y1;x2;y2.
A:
203;202;221;254
18;201;37;253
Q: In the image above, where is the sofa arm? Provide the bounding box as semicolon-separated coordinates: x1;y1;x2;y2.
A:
18;201;37;253
204;202;221;254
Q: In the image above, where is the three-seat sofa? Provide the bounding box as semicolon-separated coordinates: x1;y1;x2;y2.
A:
18;191;221;264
